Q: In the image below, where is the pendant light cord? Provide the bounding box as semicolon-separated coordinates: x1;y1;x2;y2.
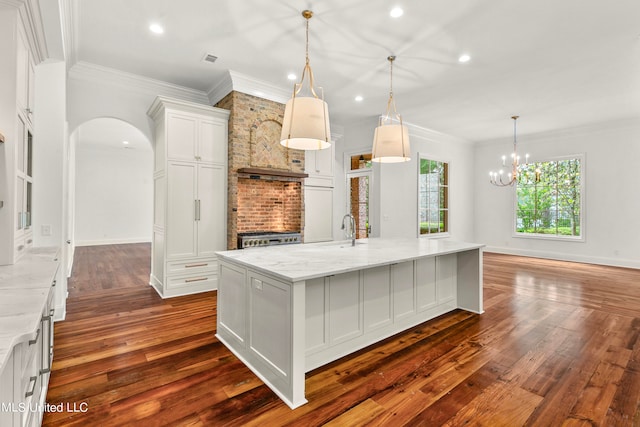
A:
294;10;318;98
383;56;399;123
305;16;310;66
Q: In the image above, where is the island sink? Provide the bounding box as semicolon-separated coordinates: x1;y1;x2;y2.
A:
215;238;484;408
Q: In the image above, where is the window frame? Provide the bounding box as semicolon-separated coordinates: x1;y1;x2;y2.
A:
512;153;585;242
417;153;450;239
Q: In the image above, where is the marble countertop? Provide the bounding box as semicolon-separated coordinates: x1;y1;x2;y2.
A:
216;238;484;282
0;247;60;374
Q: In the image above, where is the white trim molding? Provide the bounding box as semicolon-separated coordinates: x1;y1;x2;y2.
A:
207;70;291;106
68;61;211;104
485;246;640;270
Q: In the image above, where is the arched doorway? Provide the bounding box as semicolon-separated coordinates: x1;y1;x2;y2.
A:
67;118;153;275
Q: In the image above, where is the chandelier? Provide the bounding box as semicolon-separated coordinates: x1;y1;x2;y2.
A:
280;10;331;151
489;116;539;186
371;56;411;163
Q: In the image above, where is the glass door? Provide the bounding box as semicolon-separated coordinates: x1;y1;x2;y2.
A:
348;172;371;238
346;153;373;239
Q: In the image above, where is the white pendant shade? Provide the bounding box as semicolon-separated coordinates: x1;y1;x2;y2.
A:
280;96;331;150
371;123;410;163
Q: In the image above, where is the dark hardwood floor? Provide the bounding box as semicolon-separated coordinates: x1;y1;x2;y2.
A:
43;244;640;426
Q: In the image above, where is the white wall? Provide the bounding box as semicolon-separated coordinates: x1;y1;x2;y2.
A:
33;61;66;248
340;118;476;242
74;144;153;245
474;118;640;268
67;62;211;139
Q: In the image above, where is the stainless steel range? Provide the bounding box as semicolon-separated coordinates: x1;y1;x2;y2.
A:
237;231;301;248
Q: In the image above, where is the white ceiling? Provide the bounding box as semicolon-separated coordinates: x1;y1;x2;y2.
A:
62;0;640;142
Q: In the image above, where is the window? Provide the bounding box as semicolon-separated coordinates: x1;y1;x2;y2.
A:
418;156;448;235
515;156;583;238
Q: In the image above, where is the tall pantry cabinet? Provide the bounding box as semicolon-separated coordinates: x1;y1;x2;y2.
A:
147;96;230;298
0;5;38;266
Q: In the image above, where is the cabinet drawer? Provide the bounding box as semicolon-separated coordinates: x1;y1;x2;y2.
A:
167;272;217;291
166;258;217;275
14;238;27;259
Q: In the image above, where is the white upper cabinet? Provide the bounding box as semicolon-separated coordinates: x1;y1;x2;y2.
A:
198;119;227;163
166;113;227;163
15;24;34;122
305;142;335;187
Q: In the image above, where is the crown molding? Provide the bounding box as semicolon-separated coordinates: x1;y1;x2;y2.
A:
207;70;291;106
402;118;473;146
61;0;77;66
147;95;230;121
1;0;49;63
476;116;640;147
69;61;210;104
207;72;234;105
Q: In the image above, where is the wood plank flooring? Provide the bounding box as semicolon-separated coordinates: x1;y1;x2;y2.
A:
43;245;640;426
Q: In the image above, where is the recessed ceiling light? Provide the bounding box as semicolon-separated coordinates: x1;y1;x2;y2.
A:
458;54;471;63
287;73;297;80
390;7;404;18
149;23;164;34
254;91;265;97
122;140;130;145
355;95;364;102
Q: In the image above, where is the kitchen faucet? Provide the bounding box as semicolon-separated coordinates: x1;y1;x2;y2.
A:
341;213;356;246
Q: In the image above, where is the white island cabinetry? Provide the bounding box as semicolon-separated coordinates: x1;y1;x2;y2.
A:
216;238;483;408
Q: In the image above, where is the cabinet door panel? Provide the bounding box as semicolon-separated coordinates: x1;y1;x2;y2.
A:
218;263;246;343
305;278;327;352
437;255;457;303
17;115;26;173
167;114;197;161
304;187;333;243
393;261;416;320
416;257;437;311
16;175;25;231
363;266;392;331
197;164;225;256
329;271;362;343
167;162;197;258
198;119;226;163
16;28;29;113
249;274;291;375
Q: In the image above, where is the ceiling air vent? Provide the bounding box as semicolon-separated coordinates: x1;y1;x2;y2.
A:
203;53;218;64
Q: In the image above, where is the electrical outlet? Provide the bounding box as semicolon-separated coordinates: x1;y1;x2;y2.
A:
41;224;52;236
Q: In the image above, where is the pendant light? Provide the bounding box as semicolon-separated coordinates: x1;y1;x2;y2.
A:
280;10;331;151
372;56;411;163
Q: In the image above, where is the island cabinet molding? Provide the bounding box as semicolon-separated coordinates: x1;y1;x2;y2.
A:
215;238;484;408
147;96;230;298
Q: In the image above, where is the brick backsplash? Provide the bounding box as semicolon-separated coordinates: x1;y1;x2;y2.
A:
237;180;302;233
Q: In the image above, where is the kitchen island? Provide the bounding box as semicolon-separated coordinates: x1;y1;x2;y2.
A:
215;238;484;408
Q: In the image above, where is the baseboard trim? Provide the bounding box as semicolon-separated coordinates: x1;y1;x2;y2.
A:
485;246;640;270
75;238;151;247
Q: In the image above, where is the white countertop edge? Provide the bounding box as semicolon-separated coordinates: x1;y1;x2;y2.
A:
217;238;485;283
0;247;60;374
